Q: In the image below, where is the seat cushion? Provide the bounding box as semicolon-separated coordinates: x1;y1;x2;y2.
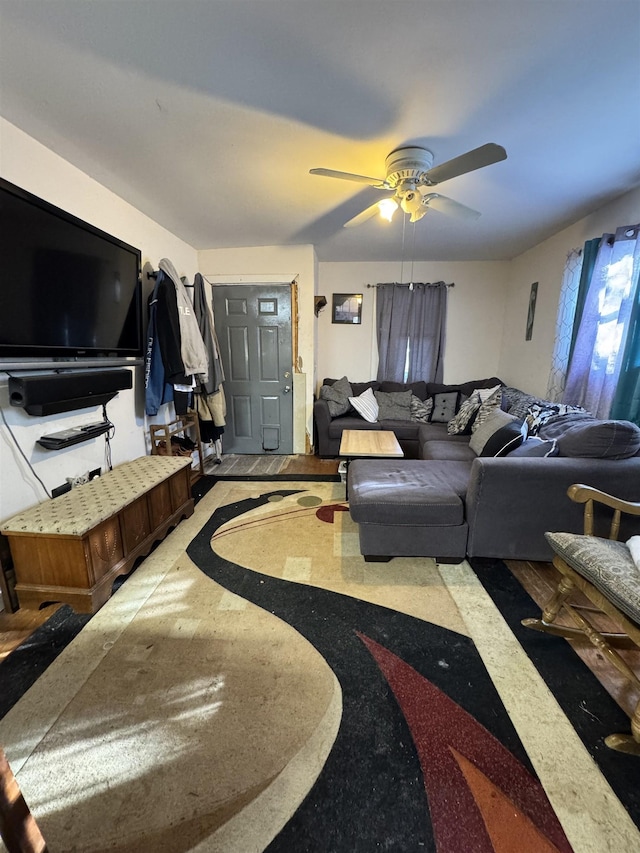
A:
0;456;190;537
545;532;640;626
348;459;472;526
421;441;477;461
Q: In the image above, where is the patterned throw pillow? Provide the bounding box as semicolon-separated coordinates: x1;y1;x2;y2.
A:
319;376;353;417
447;390;481;434
471;386;503;433
501;386;540;418
349;387;379;423
410;394;433;423
526;403;588;436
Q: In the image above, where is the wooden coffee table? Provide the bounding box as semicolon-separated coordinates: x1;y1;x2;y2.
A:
339;429;404;498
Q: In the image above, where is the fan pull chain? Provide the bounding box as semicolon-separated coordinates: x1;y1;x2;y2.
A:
400;214;406;283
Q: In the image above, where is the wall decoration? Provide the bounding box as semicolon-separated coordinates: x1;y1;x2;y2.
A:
526;281;538;341
332;293;363;325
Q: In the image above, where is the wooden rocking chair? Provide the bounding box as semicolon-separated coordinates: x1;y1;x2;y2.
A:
522;483;640;756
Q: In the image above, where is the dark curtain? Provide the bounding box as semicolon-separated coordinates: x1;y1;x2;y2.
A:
376;282;448;383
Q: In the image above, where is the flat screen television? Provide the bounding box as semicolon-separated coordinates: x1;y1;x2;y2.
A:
0;177;143;366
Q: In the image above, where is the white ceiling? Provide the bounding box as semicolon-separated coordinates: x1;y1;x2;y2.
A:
1;1;639;263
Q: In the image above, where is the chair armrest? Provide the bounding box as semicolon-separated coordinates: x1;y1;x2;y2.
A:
568;483;640;516
568;483;640;539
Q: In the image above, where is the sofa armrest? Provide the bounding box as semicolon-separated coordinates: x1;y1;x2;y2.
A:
313;397;335;456
465;455;640;560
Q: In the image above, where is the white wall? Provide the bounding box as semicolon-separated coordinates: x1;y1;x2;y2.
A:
499;186;640;397
0;119;199;521
316;261;510;389
197;245;317;453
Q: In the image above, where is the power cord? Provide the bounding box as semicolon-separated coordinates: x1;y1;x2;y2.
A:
102;403;115;470
0;405;52;500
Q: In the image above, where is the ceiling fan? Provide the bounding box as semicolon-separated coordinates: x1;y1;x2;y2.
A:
310;142;507;227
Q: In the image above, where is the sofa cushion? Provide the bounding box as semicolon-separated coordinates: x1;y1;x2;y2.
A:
348;459;473;524
375;389;412;420
319;376;353;417
349;387;379;423
469;409;522;456
537;412;595;439
421;441;477;461
430;391;461;423
555;420;640;459
426;377;503;398
328;415;381;438
379;380;428;400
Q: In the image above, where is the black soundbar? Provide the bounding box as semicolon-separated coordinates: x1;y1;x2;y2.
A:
8;369;132;415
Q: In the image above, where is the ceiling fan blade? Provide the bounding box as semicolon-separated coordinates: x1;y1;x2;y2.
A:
422;193;481;220
424;143;507;185
344;200;388;228
310;167;388;188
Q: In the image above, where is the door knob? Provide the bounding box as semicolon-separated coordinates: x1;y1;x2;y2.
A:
283;385;291;393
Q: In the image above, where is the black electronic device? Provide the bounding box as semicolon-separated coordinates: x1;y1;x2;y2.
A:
37;421;111;450
8;369;132;415
0;177;143;365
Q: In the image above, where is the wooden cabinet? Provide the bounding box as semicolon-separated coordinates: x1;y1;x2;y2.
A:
2;458;194;614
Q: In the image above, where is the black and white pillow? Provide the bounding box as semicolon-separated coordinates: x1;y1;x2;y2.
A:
469;409;526;456
410;394;433;423
349;387;379;423
447;390;481;434
471;386;503;433
526;403;588;436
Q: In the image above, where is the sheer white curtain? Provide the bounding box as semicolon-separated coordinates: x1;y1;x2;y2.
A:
546;249;584;401
564;225;640;417
376;282;448;382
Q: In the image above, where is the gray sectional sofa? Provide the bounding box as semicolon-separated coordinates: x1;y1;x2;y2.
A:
316;376;640;562
314;376;503;458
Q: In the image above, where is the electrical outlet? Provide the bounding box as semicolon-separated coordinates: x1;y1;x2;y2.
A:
52;482;72;498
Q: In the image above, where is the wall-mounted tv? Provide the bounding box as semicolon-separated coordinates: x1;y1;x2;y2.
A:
0;177;143;366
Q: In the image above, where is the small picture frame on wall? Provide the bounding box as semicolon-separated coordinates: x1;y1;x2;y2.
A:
332;293;362;324
526;282;538;341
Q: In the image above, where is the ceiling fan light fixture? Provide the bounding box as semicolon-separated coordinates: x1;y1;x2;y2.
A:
378;198;398;222
400;190;428;223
